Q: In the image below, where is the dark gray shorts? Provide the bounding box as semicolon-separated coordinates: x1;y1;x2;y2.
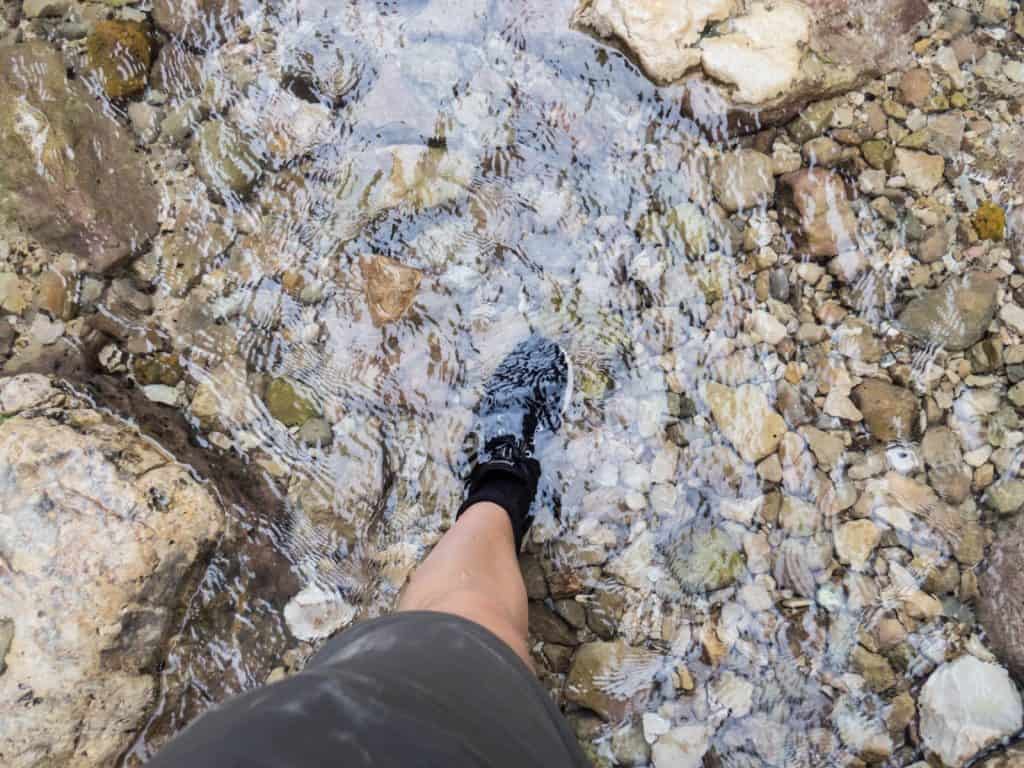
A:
147;611;591;767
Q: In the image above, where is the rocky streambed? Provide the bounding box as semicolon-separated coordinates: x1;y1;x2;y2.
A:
1;0;1024;766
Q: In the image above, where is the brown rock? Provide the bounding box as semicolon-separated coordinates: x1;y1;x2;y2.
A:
152;0;242;45
0;42;160;272
565;641;658;721
852;380;920;441
529;602;577;646
360;255;423;326
780;169;858;257
979;519;1024;679
899;67;932;106
86;20;152;99
898;271;999;352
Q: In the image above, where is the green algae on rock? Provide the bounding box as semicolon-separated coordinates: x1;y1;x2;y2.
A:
664;527;745;593
264;376;320;427
974;201;1006;241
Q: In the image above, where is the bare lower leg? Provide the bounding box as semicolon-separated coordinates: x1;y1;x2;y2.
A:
398;502;530;665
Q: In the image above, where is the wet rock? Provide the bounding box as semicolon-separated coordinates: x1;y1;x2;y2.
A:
128;102;161;144
779;169;857;257
852;379;919;442
893;149;945;195
190;120;264;200
974;202;1006;241
85;20;151;99
834;520;881;571
571;0;730;85
710;149;775;212
298;418;333;447
150;40;203;97
157;212;233;296
152;0;241;46
976;744;1024;768
780;495;820;537
264;376;320;427
664;526;744;592
530;602;577;645
979;520;1024;679
922;427;971;504
360;255;423;326
898;271;999;352
0;376;224;767
565;640;659;721
284;585;356;642
852;645;896;692
651;725;711;768
987;481;1024;516
706;382;786;463
0;42;159;272
281;33;363;104
920;655;1023;768
23;0;68;18
699;0;810;104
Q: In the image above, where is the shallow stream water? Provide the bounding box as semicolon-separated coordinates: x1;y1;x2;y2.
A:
38;0;1017;764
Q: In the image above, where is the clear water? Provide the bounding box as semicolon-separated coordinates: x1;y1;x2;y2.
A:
101;0;1024;765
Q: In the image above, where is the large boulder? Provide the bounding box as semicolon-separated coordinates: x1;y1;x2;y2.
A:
979;518;1024;680
573;0;929;133
0;375;225;767
0;42;160;273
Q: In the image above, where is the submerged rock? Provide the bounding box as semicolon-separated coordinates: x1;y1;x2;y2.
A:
190;120;265;200
361;255;423;326
0;375;224;768
283;584;356;642
779;169;858;257
565;640;661;721
851;379;920;442
919;655;1023;768
0;42;160;272
974;201;1006;241
651;724;711;768
664;526;744;592
710;149;775;212
706;382;786;463
264;376;320;427
152;0;242;46
979;519;1024;679
897;270;999;352
85;20;152;99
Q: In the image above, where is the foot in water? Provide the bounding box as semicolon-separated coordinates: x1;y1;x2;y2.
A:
458;334;572;551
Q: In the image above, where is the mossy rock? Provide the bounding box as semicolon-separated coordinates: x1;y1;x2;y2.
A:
133;353;184;386
664;527;745;593
265;377;320;427
974;201;1006;241
86;20;152;99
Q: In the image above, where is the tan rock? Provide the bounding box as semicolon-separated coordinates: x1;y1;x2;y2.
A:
779;169;858;257
852;379;920;442
894;148;945;194
706;382;786;463
361;255;423;326
835;520;881;571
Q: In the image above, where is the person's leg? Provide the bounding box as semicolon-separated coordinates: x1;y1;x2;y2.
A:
398;501;530;664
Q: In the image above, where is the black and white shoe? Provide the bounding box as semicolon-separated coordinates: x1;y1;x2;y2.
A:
458;334;572;551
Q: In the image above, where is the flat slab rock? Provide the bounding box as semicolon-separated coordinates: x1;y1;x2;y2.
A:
979;517;1024;682
573;0;928;133
0;42;160;272
0;375;225;768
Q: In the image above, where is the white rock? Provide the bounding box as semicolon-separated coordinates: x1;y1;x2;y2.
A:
1001;303;1024;335
652;724;712;768
142;384;179;406
607;531;657;589
710;671;754;716
894;149;945;195
834;520;881;571
622;460;653;491
650;483;679;515
719;496;762;526
824;390;864;421
699;0;810;104
284;584;357;642
0;373;55;415
643;712;672;744
651;445;680;483
920;655;1023;767
750;310;787;344
574;0;733;84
